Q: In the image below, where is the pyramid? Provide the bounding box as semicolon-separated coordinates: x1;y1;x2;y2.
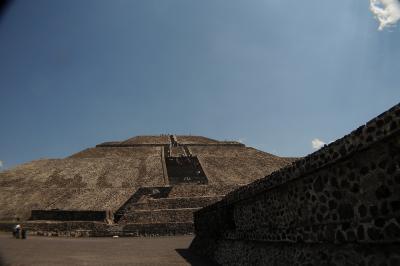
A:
0;135;295;236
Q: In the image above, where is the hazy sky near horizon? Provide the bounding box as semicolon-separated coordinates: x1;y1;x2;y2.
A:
0;0;399;169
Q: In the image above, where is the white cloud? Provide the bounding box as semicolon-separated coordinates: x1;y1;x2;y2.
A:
311;138;326;150
370;0;400;30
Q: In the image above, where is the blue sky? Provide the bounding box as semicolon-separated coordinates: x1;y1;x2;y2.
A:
0;0;399;169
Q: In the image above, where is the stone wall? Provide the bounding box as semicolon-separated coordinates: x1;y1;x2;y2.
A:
30;210;112;222
131;196;223;210
190;103;400;265
0;221;194;237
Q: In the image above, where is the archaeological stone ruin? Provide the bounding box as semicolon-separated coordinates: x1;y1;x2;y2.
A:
190;103;400;265
0;135;294;236
1;102;399;265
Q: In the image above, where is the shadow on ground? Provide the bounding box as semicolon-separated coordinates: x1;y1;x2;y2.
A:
0;252;7;266
176;249;219;266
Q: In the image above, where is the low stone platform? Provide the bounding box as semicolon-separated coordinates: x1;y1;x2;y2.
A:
119;208;200;224
0;192;225;237
0;221;194;237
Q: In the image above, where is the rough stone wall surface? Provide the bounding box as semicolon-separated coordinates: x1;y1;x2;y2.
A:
119;208;197;224
29;210;110;222
130;196;224;210
191;103;400;266
120;135;171;145
168;184;241;198
190;146;295;185
0;147;164;220
0;221;194;237
176;135;220;144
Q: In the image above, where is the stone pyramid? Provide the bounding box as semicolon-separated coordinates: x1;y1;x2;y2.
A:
0;135;295;236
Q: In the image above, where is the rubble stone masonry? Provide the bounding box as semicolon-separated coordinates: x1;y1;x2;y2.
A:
190;103;400;266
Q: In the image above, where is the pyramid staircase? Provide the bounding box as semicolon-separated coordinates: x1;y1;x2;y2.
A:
113;184;225;236
23;184;230;237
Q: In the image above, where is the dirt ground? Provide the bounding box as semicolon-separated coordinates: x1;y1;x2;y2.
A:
0;233;216;266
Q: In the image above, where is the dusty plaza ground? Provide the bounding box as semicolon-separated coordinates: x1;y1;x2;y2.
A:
0;233;216;266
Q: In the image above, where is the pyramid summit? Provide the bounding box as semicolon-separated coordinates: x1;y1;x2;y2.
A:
0;134;295;236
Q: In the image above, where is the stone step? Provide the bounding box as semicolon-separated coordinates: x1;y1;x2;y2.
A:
0;221;194;237
168;184;241;198
18;221;110;237
128;196;223;211
121;222;193;237
170;146;185;157
93;222;194;237
119;208;200;224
